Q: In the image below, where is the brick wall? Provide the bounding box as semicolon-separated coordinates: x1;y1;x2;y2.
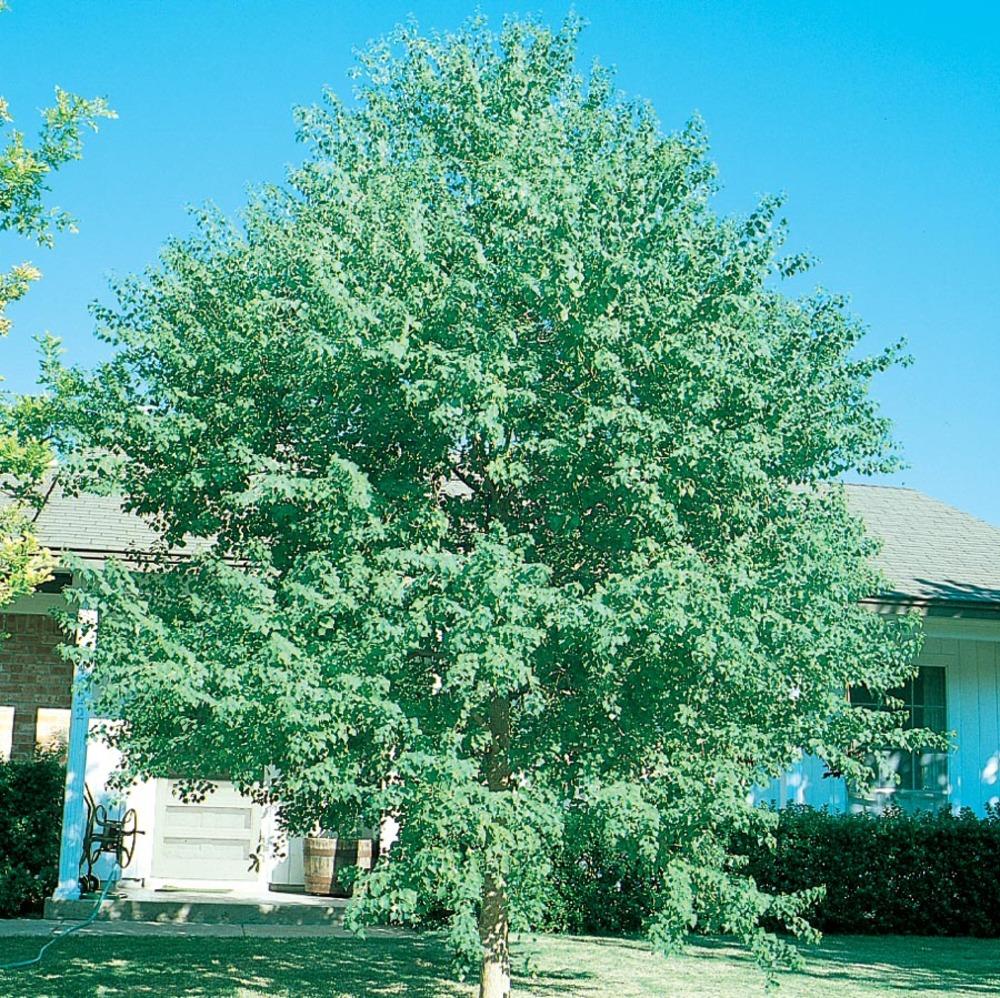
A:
0;613;72;758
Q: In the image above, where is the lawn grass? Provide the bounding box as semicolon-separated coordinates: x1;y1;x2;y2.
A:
0;931;997;996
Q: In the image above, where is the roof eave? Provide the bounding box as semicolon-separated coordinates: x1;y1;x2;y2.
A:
862;595;1000;619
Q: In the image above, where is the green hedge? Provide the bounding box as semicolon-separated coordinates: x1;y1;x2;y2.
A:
743;804;1000;936
541;804;1000;937
0;752;64;917
537;816;662;936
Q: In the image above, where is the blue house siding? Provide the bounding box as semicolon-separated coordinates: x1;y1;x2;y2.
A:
757;753;845;811
758;619;1000;817
945;630;1000;813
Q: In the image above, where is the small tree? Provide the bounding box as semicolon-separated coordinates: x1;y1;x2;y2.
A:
50;17;925;996
0;0;114;603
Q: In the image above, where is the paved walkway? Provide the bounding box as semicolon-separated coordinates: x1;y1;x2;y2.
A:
0;918;404;938
43;886;351;926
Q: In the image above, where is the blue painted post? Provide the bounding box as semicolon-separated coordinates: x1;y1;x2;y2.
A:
53;608;98;901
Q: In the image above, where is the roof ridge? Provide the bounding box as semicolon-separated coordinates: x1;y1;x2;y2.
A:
841;482;918;492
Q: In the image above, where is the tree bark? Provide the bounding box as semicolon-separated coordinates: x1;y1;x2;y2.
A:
479;869;511;998
479;696;512;998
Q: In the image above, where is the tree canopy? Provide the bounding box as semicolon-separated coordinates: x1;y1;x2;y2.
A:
49;16;925;996
0;0;114;605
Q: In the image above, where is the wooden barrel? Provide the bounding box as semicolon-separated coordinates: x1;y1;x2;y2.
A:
303;836;378;896
303;837;338;896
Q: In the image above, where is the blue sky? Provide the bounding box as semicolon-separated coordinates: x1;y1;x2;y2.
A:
2;2;998;523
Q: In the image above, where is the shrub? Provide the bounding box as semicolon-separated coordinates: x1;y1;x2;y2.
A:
537;815;662;936
542;804;1000;937
0;751;64;917
742;804;1000;936
542;846;660;936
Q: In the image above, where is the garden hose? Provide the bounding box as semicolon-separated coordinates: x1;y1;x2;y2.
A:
0;864;121;971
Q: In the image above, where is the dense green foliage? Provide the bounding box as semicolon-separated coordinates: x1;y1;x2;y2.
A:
0;2;114;605
534;805;663;937
540;804;1000;939
0;751;63;917
743;805;1000;937
47;15;928;988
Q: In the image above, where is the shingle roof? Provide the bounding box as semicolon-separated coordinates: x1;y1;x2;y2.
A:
3;483;199;566
844;484;1000;607
32;488;162;560
9;480;1000;606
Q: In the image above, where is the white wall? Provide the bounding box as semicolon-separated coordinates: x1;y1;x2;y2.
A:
84;730;305;890
269;835;306;888
83;730;155;883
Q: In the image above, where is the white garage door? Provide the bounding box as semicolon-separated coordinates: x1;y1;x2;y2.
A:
150;779;261;883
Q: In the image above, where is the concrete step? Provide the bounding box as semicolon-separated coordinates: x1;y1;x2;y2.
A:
44;890;349;925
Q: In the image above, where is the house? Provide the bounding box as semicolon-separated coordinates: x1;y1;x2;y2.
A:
0;488;300;896
761;484;1000;814
1;483;998;898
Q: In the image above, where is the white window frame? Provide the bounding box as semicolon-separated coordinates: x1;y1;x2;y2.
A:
850;664;949;800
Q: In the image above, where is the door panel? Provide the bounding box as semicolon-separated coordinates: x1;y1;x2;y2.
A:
151;780;261;883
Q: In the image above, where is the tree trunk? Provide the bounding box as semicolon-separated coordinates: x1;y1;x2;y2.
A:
479;870;511;998
479;696;512;998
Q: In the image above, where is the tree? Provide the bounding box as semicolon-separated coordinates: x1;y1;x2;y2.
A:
49;17;927;996
0;0;114;603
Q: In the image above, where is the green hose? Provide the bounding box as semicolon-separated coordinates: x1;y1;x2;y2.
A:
0;865;121;971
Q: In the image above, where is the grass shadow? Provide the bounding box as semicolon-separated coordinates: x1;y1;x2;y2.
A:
0;933;472;997
681;934;1000;996
793;936;1000;995
2;929;998;996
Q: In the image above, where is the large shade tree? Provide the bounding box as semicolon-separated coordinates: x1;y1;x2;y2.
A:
0;0;114;603
49;17;925;997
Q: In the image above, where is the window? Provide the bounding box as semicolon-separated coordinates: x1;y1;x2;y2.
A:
0;706;12;759
36;571;72;594
850;666;948;795
35;707;71;753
